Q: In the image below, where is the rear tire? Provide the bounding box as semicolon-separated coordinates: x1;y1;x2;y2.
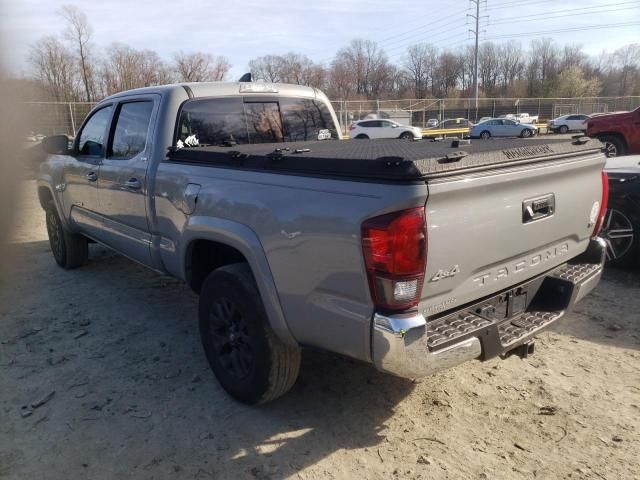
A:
355;134;369;140
45;203;88;269
559;125;569;134
480;131;491;140
198;263;301;404
600;135;626;157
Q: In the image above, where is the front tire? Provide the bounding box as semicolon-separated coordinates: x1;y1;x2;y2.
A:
198;264;301;404
355;134;369;140
480;131;491;140
559;125;569;134
520;129;533;138
600;207;638;268
399;131;414;140
45;203;88;269
601;136;626;157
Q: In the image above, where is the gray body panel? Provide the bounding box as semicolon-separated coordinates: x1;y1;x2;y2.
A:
37;81;606;365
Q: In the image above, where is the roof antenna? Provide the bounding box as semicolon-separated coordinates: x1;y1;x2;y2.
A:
238;72;252;82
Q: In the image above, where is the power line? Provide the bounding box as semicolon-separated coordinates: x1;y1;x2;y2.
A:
485;0;556;10
489;3;640;26
376;10;468;44
483;21;640;40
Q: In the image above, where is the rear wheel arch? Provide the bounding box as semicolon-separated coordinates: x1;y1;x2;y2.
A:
181;223;298;347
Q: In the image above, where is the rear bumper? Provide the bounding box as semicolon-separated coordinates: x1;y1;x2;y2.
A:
371;238;606;379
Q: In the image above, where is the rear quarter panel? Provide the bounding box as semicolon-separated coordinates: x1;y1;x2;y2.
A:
154;162;429;362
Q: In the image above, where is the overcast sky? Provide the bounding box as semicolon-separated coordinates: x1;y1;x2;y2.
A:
2;0;639;78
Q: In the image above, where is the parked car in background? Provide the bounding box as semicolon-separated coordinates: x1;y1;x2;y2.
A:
478;116;492;124
349;119;422;140
602;156;640;267
549;114;589;134
471;118;538;139
423;118;473;138
587;106;640;157
500;113;539;124
426;118;439;128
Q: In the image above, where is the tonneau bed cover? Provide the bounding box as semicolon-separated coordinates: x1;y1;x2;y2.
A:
167;137;603;182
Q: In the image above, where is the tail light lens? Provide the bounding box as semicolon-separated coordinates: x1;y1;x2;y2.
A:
361;207;427;311
592;170;609;238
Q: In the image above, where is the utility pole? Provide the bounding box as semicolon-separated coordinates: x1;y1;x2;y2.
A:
468;0;486;120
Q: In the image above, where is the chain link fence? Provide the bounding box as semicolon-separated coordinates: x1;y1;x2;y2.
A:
23;97;640;137
331;96;640;130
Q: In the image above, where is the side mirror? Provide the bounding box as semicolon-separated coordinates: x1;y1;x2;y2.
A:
42;135;72;155
392;124;398;128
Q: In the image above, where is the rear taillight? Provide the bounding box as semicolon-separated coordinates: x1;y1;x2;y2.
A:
592;170;609;238
349;123;356;130
361;207;427;311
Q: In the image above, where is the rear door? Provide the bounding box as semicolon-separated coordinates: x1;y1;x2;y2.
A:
96;97;157;266
62;104;114;237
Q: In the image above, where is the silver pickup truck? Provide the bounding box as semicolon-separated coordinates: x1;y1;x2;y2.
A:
37;81;608;404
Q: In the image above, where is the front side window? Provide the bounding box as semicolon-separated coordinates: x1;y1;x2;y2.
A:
78;106;113;156
110;101;154;159
503;120;516;126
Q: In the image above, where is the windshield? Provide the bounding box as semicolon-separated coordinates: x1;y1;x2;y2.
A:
177;96;338;145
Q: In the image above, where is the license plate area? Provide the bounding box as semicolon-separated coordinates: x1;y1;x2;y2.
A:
472;286;530;322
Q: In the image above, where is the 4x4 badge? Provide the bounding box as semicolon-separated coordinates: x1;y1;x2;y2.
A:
430;265;460;282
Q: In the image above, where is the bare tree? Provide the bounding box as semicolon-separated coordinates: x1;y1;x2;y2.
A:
248;55;282;82
478;42;500;96
172;51;230;82
28;36;79;101
404;44;433;98
333;39;393;97
58;5;94;102
101;44;171;95
614;43;640;95
498;41;524;93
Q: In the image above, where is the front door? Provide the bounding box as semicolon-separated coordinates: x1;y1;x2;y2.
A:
62;104;114;238
96;98;157;266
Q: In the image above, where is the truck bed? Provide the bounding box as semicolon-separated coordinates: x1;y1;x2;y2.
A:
167;137;603;181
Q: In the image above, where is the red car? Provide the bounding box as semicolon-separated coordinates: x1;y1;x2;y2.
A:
586;106;640;157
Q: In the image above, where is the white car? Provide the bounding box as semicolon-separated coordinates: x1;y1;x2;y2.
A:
548;114;589;134
348;119;422;140
500;113;538;124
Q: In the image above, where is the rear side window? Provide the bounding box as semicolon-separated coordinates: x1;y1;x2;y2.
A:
110;101;154;159
177;96;338;145
279;98;337;141
78;105;113;156
177;97;248;145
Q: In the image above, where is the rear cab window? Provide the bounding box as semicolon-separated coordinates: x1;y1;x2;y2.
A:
177;96;338;146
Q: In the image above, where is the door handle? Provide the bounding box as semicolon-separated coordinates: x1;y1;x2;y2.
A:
86;172;97;182
124;178;141;190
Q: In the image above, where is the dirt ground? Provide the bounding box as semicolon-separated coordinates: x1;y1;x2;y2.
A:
1;180;639;480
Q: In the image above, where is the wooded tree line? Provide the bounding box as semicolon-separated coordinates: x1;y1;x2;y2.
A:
26;6;640;102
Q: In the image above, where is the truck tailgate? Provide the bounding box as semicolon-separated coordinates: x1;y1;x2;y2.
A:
421;152;605;317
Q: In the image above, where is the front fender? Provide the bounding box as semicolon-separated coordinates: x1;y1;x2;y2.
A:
180;216;298;347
